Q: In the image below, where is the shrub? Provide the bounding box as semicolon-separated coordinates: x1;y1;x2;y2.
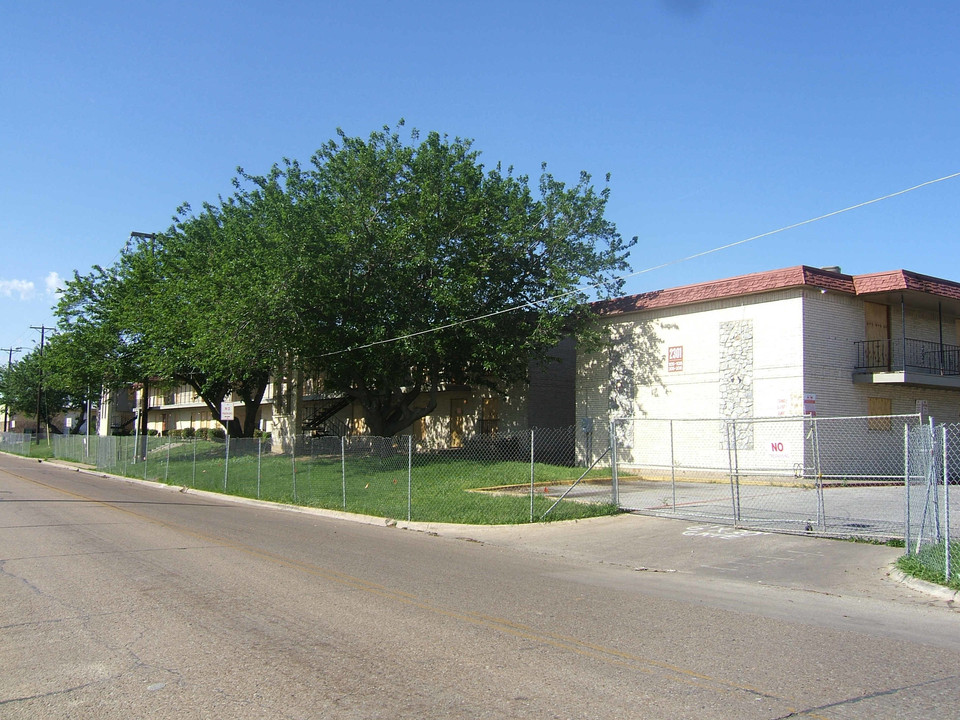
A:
169;428;183;439
182;427;196;438
209;427;226;440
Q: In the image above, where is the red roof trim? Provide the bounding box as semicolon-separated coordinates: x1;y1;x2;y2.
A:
596;266;853;316
596;266;960;316
852;270;960;300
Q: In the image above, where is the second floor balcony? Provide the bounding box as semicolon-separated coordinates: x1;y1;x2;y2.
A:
854;337;960;388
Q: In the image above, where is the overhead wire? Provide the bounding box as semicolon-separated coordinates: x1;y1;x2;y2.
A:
315;170;960;358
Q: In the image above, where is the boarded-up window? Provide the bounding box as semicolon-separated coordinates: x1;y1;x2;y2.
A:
868;397;893;431
481;397;500;436
450;398;467;448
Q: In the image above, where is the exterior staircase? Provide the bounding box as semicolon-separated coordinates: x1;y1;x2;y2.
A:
303;396;352;436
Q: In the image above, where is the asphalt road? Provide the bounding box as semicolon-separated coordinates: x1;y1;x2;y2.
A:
1;453;958;719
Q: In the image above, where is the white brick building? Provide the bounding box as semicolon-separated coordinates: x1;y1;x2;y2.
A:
578;266;960;474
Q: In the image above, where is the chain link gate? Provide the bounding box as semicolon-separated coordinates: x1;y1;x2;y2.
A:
611;415;923;539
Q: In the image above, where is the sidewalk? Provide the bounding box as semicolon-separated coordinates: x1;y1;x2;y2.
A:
399;512;929;600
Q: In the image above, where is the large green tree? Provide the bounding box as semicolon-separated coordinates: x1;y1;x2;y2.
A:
56;245;158;439
57;204;291;438
54;123;639;439
141;197;292;437
266;124;635;436
55;259;146;393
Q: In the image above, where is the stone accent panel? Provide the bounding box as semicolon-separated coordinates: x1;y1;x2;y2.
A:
720;319;754;448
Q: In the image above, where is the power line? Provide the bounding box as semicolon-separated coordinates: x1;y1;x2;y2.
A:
315;170;960;358
620;171;960;281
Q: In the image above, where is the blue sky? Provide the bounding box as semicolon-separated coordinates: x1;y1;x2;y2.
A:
2;1;958;358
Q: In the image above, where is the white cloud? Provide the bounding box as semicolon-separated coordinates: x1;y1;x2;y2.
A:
45;271;65;296
0;279;36;300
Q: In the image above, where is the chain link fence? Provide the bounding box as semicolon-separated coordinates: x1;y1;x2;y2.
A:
904;422;957;587
32;415;958;578
0;431;30;455
611;415;925;539
44;427;616;525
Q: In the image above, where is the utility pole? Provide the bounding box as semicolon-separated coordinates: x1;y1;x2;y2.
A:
30;326;50;443
1;346;23;432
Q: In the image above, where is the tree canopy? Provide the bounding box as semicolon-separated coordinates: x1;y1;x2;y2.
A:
0;343;94;435
53;123;636;437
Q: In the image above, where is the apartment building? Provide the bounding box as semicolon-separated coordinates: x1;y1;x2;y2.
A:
578;265;960;471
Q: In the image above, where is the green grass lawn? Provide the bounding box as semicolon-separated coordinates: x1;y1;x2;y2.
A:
896;541;960;591
28;443;55;459
104;440;618;525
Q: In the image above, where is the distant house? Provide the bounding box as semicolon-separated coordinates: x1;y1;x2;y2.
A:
578;265;960;471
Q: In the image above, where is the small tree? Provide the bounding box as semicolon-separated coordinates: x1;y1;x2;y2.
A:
0;348;76;436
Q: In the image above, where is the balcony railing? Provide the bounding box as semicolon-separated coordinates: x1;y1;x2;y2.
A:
854;337;960;376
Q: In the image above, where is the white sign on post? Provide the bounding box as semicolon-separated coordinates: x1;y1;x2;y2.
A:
220;402;234;421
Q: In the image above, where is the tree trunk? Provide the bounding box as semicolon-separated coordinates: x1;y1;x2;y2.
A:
69;404;88;435
358;386;438;437
238;375;269;438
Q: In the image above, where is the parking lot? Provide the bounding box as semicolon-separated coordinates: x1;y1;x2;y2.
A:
559;476;955;541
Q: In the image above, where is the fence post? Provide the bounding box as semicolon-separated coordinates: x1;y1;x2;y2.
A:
942;424;950;583
669;419;676;511
727;420;741;524
610;420;619;507
407;435;412;522
306;436;313;498
192;436;197;488
341;436;346;510
223;434;230;493
530;428;536;522
904;422;911;554
930;416;941;546
165;436;171;484
291;436;298;502
257;436;262;499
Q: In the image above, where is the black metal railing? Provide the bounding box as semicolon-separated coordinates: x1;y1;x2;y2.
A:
855;338;960;376
303;396;352;434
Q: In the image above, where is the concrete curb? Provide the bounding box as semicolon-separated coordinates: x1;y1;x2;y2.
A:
887;566;959;603
33;455;494;536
